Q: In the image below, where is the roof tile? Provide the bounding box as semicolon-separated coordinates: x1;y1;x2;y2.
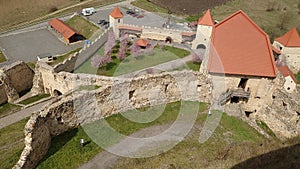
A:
110;6;123;19
275;27;300;47
48;18;80;39
198;10;214;26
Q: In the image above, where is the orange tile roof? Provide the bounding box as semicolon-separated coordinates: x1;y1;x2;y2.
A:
272;46;281;55
275;27;300;47
48;18;79;39
181;32;196;36
208;10;277;77
198;10;214;26
134;39;149;47
118;25;142;32
277;66;297;83
110;6;123;19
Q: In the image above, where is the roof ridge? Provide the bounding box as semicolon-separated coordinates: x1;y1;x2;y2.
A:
198;9;214;26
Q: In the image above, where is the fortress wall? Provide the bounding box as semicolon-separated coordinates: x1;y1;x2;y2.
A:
14;70;211;169
141;27;183;43
0;61;34;104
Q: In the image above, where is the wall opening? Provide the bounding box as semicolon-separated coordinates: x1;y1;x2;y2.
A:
164;84;169;92
245;111;253;117
53;89;62;96
129;90;135;99
165;36;172;43
196;44;206;49
230;96;239;103
238;78;248;89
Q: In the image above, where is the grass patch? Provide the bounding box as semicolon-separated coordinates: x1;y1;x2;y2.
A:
65;15;100;39
49;48;81;66
36;101;208;169
295;71;300;84
172;61;201;71
75;46;190;76
0;51;6;63
256;120;278;139
0;118;28;169
0;102;22;118
163;46;190;58
19;94;50;105
131;0;169;14
26;62;36;70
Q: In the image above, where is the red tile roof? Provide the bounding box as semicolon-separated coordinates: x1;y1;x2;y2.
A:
134;39;149;47
275;27;300;47
198;10;214;26
181;32;196;36
272;46;281;55
110;6;123;19
208;10;277;77
277;66;297;83
48;18;79;39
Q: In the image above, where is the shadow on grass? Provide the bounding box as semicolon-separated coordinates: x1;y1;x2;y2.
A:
41;128;78;161
231;143;300;169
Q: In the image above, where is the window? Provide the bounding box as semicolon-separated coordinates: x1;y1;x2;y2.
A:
238;78;248;89
118;19;120;23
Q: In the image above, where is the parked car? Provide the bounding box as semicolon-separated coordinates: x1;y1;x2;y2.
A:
82;7;96;16
97;19;106;25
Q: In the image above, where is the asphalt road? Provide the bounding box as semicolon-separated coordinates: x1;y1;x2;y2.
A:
0;28;83;64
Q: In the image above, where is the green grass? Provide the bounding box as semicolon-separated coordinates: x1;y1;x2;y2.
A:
75;46;190;76
26;62;36;70
0;51;6;63
172;61;201;71
0;118;28;169
131;0;169;14
295;71;300;84
256;120;278;139
0;102;22;118
65;15;100;39
36;101;208;169
18;94;50;105
49;48;81;66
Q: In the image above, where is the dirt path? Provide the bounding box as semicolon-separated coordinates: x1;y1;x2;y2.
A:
0;99;53;129
78;124;172;169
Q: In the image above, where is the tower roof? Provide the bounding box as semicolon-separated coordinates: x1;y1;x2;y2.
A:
208;10;277;77
198;10;214;26
275;27;300;47
277;66;297;83
110;6;123;19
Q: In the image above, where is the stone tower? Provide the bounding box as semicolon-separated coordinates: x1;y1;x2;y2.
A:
109;6;123;38
192;10;214;50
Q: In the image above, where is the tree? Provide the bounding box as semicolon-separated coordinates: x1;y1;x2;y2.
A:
144;44;154;55
130;44;142;58
91;55;101;67
117;34;128;60
191;53;201;63
104;30;116;57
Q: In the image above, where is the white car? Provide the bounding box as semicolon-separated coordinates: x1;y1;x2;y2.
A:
81;8;96;16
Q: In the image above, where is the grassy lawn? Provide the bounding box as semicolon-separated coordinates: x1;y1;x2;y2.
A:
75;46;190;76
0;51;6;63
49;48;82;66
26;62;36;70
0;102;22;118
131;0;169;14
36;101;208;169
65;15;100;39
0;0;122;33
19;94;51;105
0;118;28;169
172;61;201;71
295;71;300;84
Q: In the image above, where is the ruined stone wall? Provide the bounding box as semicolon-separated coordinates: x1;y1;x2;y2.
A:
14;70;211;169
0;61;34;104
141;26;185;43
31;61;114;96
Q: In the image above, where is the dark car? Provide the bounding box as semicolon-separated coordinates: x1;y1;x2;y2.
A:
97;19;106;25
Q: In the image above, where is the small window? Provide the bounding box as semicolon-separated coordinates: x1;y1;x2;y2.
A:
287;87;290;90
118;19;120;23
279;47;282;50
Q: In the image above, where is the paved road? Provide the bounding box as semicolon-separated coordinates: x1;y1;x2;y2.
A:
0;99;53;129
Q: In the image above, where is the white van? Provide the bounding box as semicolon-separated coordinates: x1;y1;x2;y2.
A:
82;8;96;16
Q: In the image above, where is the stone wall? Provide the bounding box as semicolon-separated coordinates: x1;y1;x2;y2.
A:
14;70;211;169
141;26;184;43
0;61;34;104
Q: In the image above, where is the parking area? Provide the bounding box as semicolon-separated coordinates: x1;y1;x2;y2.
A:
0;28;83;63
88;6;166;29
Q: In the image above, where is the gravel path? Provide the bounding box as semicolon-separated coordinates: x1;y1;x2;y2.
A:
0;99;52;129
